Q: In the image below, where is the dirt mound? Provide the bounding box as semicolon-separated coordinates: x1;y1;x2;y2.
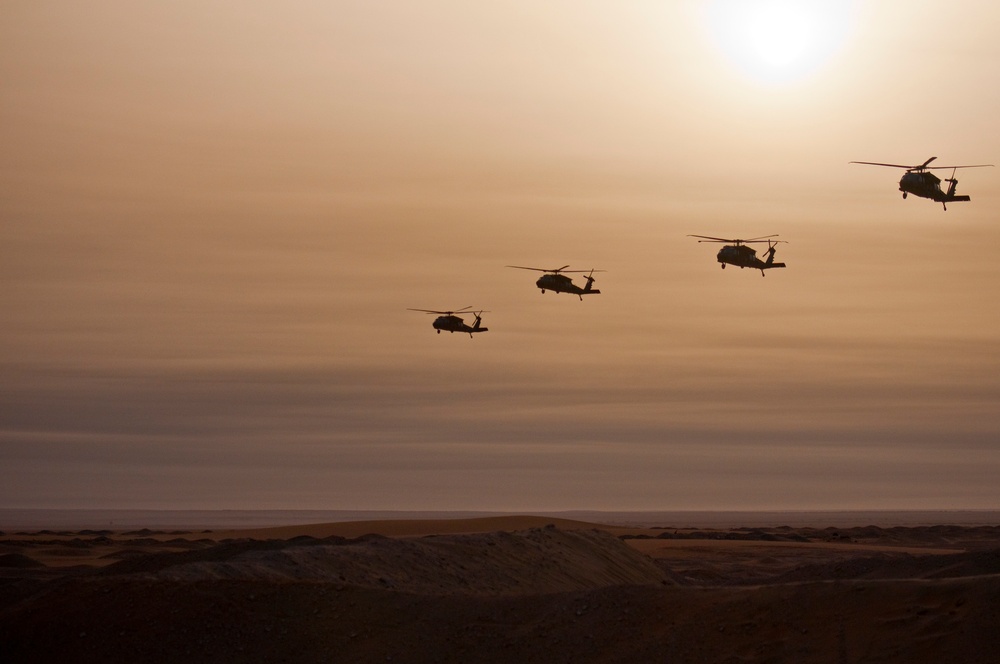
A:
0;553;43;569
772;548;1000;584
102;526;673;595
788;525;1000;549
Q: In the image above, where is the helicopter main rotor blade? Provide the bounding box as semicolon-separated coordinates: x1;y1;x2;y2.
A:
407;306;474;315
743;234;781;242
688;234;735;243
505;265;571;273
925;164;995;170
849;161;916;169
852;158;993;171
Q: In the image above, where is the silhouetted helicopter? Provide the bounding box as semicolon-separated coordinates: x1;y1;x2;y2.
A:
688;235;786;276
407;307;489;337
505;265;605;300
850;157;993;210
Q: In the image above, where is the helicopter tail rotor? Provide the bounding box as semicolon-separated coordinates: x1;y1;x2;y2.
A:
470;310;489;334
764;241;779;265
763;240;787;270
579;269;603;299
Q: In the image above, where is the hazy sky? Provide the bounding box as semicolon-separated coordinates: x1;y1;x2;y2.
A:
3;1;999;511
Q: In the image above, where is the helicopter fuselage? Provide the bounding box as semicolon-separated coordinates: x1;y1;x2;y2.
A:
432;314;487;336
898;171;969;204
716;245;785;273
535;273;600;297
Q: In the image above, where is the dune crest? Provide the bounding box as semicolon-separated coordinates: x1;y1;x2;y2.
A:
217;514;609;541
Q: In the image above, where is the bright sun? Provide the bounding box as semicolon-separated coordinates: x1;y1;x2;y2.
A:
704;0;855;85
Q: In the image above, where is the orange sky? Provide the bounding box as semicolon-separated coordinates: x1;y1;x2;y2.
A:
2;1;999;511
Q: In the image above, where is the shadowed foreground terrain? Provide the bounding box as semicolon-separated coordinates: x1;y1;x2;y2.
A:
2;516;1000;663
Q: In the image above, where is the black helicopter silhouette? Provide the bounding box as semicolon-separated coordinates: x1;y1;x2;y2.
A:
505;265;605;300
407;307;489;337
688;235;787;276
850;157;993;210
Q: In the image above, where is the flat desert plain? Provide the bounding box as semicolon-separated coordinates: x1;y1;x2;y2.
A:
2;515;1000;663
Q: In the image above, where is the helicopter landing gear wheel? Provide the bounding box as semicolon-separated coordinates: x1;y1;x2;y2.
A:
437;330;441;334
720;264;725;269
902;192;907;199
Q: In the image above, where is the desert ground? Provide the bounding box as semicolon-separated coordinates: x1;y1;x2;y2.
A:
2;515;999;663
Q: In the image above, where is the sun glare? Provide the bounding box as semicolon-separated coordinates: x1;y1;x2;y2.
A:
704;0;855;85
